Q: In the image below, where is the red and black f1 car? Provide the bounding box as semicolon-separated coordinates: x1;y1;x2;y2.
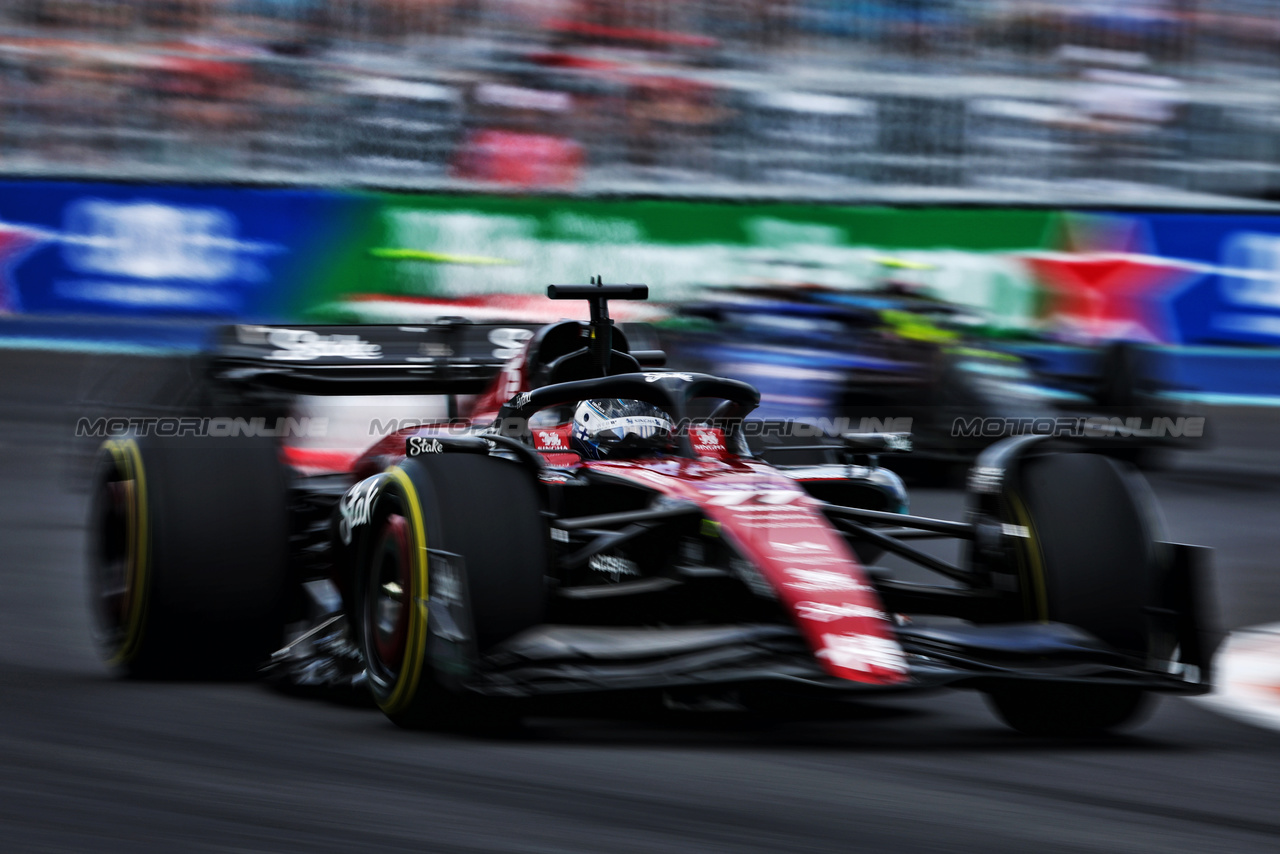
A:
88;283;1218;736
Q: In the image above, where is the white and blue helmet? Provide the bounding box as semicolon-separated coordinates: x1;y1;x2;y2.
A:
571;399;674;459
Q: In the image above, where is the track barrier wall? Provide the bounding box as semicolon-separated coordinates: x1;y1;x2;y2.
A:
0;181;1278;397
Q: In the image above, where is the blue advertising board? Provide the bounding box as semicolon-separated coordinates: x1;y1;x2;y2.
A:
1123;212;1280;348
0;182;366;322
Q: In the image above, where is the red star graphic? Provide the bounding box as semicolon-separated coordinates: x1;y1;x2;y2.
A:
1021;212;1205;344
1023;252;1203;344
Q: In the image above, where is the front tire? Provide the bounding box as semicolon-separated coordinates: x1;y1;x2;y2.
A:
357;452;547;728
88;433;290;678
1010;453;1162;655
985;683;1150;738
986;452;1163;736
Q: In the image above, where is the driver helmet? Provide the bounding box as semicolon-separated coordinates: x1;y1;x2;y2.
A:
571;399;674;460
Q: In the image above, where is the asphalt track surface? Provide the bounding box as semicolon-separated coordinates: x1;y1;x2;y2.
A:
2;350;1279;854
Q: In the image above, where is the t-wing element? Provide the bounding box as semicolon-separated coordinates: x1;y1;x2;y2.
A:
547;277;649;377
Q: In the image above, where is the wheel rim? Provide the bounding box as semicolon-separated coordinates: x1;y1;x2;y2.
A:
365;513;412;680
89;440;150;666
90;443;149;664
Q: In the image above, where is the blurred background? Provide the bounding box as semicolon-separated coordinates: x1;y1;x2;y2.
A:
1;5;1280;853
0;4;1276;534
0;0;1276;202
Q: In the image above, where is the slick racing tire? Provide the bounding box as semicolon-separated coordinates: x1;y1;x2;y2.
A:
88;434;289;679
986;452;1160;736
357;453;547;729
984;682;1149;738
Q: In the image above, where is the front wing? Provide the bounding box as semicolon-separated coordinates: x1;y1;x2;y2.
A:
266;530;1215;701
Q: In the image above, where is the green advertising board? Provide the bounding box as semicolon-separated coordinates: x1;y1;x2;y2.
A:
307;194;1058;332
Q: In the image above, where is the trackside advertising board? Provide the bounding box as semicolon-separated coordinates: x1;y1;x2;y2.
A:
0;182;366;321
305;196;1280;349
1;181;1280;350
308;196;1056;334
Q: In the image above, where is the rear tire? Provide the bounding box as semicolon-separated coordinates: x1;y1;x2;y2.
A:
358;452;547;729
986;452;1162;735
88;434;290;678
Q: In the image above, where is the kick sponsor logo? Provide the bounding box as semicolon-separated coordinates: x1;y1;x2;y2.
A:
703;487;803;507
770;539;837;565
588;554;639;581
817;633;907;673
783;568;872;593
772;540;830;554
795;601;887;622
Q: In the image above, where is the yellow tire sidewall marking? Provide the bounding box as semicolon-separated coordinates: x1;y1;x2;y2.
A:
379;466;430;717
1007;491;1049;623
102;438;149;666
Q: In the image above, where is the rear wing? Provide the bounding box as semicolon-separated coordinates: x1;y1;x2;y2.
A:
211;322;541;395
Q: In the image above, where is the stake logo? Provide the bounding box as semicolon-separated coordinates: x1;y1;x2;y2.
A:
338;477;383;545
489;327;534;360
406;436;444;456
254;327;382;361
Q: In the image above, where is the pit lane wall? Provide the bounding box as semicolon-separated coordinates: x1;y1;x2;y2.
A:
1;180;1279;396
